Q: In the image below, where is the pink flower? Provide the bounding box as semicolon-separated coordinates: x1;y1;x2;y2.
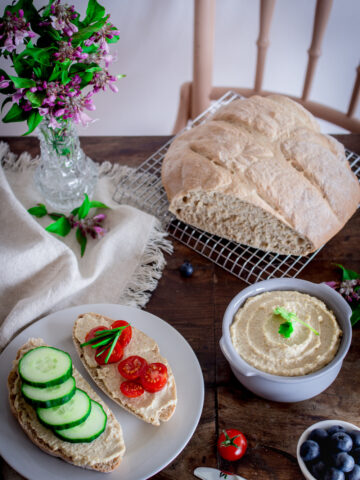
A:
0;10;35;52
0;75;9;89
49;2;78;37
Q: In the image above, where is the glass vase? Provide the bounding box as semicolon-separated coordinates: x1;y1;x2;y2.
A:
34;118;98;212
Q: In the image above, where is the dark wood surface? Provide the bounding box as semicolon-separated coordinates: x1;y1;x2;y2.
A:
1;134;359;480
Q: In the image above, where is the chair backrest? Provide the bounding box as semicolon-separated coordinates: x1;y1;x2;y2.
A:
173;0;360;133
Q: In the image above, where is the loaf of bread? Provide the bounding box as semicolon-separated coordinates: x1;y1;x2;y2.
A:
8;338;125;472
73;313;177;426
162;95;360;255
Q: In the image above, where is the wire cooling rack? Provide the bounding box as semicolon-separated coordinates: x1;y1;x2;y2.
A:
113;91;360;284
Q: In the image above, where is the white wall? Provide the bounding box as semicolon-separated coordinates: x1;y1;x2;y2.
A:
0;0;359;136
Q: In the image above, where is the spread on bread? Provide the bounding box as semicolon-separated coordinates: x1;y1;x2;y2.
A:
8;338;125;472
73;312;177;426
162;94;360;256
80;320;169;399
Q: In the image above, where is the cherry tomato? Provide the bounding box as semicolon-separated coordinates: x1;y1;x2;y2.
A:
95;341;124;365
120;380;144;398
217;429;247;461
140;362;168;393
85;326;107;342
118;355;148;380
111;320;132;347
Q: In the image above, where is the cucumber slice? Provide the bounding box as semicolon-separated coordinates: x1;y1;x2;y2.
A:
54;400;107;443
36;388;91;430
19;346;72;388
21;376;76;408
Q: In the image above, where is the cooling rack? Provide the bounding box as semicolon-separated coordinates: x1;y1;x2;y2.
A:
113;91;360;284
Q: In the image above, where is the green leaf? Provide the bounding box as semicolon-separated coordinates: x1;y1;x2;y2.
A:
335;264;360;281
278;321;294;338
83;0;106;26
23;110;43;136
9;76;36;89
28;203;47;218
2;103;26;123
77;194;91;219
26;91;45;107
89;201;109;210
1;97;12;113
106;34;120;44
45;217;71;237
76;227;87;257
273;306;319;337
71;207;80;216
71;17;107;44
351;305;360;327
48;213;65;221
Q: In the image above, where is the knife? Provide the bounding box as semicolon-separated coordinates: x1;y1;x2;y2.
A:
194;466;248;480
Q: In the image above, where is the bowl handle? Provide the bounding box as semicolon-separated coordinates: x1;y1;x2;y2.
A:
219;337;257;377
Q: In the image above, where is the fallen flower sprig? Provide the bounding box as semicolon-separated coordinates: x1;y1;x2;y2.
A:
80;325;129;364
326;264;360;326
28;193;109;256
274;306;319;338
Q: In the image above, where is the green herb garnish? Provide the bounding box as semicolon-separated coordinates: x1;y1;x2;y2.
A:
80;324;130;364
274;306;319;338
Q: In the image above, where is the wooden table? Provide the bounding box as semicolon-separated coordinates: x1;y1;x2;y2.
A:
1;134;359;480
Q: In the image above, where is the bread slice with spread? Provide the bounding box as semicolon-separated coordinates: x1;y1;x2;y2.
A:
8;337;125;472
72;312;177;426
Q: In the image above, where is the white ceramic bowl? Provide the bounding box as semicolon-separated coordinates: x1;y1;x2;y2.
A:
297;419;360;480
220;278;352;402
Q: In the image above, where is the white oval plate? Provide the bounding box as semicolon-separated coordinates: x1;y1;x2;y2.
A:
0;304;205;480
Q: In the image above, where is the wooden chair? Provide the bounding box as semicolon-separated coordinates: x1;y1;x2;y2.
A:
173;0;360;133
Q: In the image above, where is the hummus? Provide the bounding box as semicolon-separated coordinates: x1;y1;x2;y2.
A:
230;290;342;376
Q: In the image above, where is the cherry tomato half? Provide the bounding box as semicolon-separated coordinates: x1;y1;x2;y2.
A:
140;362;168;393
217;429;247;461
120;380;144;398
118;355;148;380
85;326;107;342
111;320;132;347
95;341;124;365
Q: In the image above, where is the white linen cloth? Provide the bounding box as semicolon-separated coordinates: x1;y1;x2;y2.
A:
0;141;173;348
0;141;173;479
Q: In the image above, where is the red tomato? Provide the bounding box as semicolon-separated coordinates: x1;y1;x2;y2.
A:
95;341;124;365
111;320;132;347
118;355;148;380
217;429;247;461
140;363;168;393
85;326;107;342
120;380;144;398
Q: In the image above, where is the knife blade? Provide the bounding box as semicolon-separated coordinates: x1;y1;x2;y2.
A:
194;466;248;480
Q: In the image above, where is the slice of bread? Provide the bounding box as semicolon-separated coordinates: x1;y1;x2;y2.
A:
8;338;125;472
72;312;177;426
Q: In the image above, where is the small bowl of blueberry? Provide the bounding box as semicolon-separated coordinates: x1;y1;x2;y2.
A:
297;420;360;480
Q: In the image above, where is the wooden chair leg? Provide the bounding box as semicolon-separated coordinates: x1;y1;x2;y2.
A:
172;81;192;134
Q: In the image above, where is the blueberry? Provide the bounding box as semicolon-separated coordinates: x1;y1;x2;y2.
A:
310;460;327;479
179;261;194;278
350;431;360;449
333;452;355;473
331;432;353;452
300;440;320;462
328;426;347;436
323;467;345;480
310;428;330;445
347;465;360;480
351;448;360;464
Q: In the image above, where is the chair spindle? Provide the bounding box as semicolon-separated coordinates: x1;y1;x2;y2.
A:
302;0;333;101
254;0;276;93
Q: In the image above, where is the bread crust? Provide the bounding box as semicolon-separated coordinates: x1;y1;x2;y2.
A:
72;313;177;426
7;338;125;472
162;95;360;255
